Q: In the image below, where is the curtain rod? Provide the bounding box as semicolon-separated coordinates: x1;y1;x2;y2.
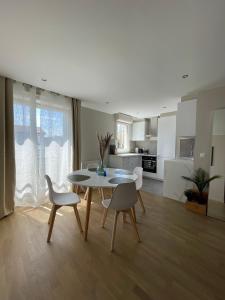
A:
12;79;77;100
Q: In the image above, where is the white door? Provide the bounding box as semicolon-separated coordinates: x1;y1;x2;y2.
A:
209;136;225;202
209;109;225;202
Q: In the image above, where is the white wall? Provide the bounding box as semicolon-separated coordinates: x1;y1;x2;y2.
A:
80;107;115;163
182;85;225;173
213;109;225;135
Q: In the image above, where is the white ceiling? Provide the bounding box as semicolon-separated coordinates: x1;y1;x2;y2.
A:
1;0;225;117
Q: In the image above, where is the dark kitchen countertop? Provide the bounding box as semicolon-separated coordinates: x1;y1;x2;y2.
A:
109;153;157;157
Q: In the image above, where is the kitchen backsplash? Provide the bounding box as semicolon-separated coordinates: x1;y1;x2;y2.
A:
132;140;157;155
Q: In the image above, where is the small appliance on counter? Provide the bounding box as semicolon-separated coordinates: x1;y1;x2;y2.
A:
109;144;117;155
143;149;149;155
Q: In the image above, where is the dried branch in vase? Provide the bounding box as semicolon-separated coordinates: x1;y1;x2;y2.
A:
97;132;113;164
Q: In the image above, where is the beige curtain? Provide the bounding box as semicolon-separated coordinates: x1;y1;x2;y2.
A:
0;77;15;219
72;98;81;170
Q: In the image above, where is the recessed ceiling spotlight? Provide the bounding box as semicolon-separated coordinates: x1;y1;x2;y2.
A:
41;78;47;82
182;74;189;79
105;101;110;105
162;106;167;109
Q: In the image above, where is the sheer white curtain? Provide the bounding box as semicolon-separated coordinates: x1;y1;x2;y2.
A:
13;82;73;206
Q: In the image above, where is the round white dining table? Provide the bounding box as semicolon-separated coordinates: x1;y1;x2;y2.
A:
67;168;137;241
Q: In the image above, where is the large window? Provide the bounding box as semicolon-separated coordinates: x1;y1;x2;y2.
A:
13;82;73;207
116;121;129;152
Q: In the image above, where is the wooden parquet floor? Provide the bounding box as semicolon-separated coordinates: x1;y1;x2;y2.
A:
1;190;225;300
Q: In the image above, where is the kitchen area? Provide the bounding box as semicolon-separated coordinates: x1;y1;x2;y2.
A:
108;99;197;201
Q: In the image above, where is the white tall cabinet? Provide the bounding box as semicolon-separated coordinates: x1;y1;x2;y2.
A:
209;109;225;202
157;115;176;180
176;99;197;137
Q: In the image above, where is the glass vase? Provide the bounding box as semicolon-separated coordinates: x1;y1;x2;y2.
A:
97;160;105;176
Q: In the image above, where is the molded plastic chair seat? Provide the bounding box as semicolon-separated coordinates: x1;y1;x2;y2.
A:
53;192;80;206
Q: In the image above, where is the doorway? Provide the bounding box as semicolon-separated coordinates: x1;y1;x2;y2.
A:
207;109;225;221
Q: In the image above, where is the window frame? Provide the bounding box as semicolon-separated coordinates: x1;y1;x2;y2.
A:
116;121;130;153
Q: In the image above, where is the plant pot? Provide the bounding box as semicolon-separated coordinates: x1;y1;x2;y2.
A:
185;201;207;215
184;189;208;205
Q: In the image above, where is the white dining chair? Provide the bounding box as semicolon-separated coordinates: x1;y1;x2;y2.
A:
45;175;83;242
101;182;141;251
133;167;146;213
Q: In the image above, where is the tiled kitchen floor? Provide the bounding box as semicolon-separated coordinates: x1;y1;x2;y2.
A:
142;177;163;196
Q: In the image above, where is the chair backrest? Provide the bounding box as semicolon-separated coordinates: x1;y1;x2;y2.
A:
81;160;99;169
133;167;143;190
109;182;138;210
44;175;55;203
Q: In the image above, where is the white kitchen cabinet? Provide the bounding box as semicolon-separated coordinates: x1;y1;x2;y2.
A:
132;118;158;141
157;115;176;180
156;157;164;180
176;99;197;137
158;115;176;158
132;121;145;141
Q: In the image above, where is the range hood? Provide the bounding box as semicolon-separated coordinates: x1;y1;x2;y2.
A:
145;117;158;140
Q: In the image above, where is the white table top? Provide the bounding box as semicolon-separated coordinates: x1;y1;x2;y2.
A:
67;168;137;188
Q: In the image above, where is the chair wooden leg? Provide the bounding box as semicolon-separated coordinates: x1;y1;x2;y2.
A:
76;186;81;195
73;205;83;233
84;187;89;200
128;209;141;242
101;208;108;228
73;185;78;194
137;190;145;213
111;211;119;251
47;205;58;242
131;206;137;223
123;212;127;223
48;205;54;225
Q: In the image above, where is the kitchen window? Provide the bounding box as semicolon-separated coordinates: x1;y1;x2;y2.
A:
116;121;129;152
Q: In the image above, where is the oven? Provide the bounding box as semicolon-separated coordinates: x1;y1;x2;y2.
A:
142;155;157;173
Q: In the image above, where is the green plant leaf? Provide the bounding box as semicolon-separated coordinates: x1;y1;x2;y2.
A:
182;168;221;193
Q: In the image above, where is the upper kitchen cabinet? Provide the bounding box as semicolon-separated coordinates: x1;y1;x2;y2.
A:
132;119;148;141
176;99;197;137
131;117;158;141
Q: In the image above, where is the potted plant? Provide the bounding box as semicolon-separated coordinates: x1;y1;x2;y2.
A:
182;168;221;215
97;132;113;176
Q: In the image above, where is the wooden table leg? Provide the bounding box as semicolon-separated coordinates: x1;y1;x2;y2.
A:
84;187;92;241
100;188;104;201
